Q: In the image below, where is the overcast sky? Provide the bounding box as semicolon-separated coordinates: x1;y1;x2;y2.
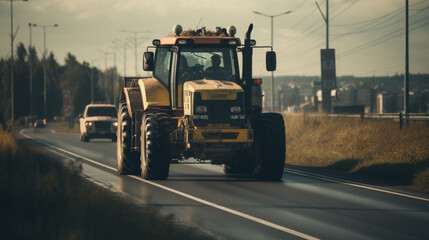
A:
1;0;428;77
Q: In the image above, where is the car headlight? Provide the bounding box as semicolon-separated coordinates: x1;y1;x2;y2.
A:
113;122;118;127
195;106;207;113
231;106;241;113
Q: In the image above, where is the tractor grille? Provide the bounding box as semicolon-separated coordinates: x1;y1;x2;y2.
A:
94;121;111;130
192;92;245;126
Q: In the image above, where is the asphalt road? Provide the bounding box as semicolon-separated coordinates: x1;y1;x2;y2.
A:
18;126;429;240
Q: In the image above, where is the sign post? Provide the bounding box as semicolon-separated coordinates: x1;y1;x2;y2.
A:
320;49;336;113
63;90;73;129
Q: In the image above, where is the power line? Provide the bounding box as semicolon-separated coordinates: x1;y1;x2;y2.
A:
287;3;316;31
331;3;428;43
331;0;360;21
338;17;429;58
331;7;404;27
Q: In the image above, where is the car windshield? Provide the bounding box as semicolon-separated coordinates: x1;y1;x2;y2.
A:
86;107;117;117
177;47;238;83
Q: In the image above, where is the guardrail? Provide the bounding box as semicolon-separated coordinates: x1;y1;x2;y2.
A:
327;113;429;129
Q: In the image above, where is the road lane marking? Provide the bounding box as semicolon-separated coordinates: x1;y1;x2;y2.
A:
19;129;319;240
20;129;117;172
285;168;429;202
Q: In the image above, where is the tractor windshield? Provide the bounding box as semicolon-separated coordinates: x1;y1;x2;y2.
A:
177;47;238;83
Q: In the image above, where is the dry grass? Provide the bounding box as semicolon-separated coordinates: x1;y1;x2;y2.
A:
285;114;429;190
52;120;80;133
0;127;215;240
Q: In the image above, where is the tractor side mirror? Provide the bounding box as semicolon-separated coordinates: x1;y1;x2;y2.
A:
143;52;154;71
266;51;277;72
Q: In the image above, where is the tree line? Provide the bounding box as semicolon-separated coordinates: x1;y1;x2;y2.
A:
0;42;120;125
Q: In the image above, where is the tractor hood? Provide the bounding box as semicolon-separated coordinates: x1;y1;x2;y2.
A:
183;79;243;101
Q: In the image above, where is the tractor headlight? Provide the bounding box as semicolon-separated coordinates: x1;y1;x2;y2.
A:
231;106;241;113
113;121;118;127
85;121;93;127
195;106;207;113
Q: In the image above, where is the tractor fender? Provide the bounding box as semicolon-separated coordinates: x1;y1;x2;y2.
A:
123;88;144;118
122;78;170;118
137;78;171;110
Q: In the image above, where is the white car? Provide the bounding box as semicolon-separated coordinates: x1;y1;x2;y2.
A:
79;104;118;142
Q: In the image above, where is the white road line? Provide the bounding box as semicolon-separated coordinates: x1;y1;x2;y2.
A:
19;129;319;240
285;168;429;202
51;129;56;134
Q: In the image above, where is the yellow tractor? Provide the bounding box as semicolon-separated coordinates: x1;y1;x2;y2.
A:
117;24;285;180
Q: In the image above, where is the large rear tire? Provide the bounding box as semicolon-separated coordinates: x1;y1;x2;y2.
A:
253;113;286;180
117;103;139;175
140;112;171;180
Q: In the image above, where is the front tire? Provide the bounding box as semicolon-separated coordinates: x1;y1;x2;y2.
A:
83;133;89;142
252;113;286;181
140;112;171;180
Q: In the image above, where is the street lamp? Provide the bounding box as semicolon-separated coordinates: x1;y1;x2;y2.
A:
253;10;292;112
97;49;114;104
33;23;58;121
108;46;118;106
28;22;35;117
5;0;29;123
90;59;98;103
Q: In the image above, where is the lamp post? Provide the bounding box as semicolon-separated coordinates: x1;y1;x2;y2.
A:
6;0;29;123
28;22;35;117
90;59;98;103
108;46;118;105
253;10;292;112
97;49;114;103
34;23;58;121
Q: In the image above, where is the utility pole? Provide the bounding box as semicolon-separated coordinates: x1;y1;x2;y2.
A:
404;0;409;123
113;39;128;77
120;30;150;76
317;0;335;113
253;10;292;112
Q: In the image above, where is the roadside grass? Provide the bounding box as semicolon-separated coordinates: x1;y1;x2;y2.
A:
0;126;215;240
52;119;80;133
285;114;429;191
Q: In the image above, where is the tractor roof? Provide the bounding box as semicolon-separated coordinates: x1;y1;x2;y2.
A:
158;36;241;46
153;25;241;46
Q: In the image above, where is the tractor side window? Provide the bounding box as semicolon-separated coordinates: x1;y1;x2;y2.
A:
154;47;172;87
